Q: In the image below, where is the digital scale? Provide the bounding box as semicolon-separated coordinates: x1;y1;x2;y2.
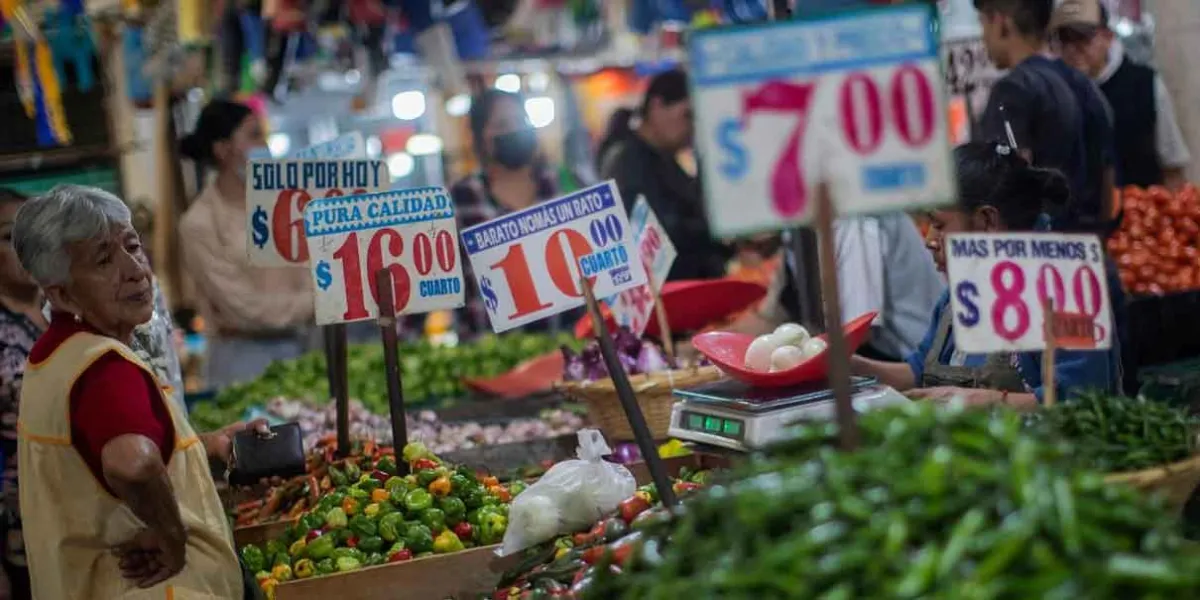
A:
667;376;910;452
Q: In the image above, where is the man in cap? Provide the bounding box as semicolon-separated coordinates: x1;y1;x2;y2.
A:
1053;0;1191;190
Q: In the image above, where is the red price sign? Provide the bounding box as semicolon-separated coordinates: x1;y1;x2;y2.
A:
691;4;954;235
946;232;1113;353
305;187;465;325
461;182;646;333
247;159;388;267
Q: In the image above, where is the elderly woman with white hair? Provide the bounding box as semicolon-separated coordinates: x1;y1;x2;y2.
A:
11;185;259;598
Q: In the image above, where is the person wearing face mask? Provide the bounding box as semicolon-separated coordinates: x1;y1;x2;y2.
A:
450;89;574;336
600;68;730;281
179;100;314;388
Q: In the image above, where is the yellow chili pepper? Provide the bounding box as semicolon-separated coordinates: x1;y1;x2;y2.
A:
481;476;499;488
261;578;279;600
364;502;381;518
271;563;293;582
635;490;653;504
429;476;452;497
370;488;389;503
342;496;360;516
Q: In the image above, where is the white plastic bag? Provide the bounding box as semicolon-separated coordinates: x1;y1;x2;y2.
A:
498;429;636;556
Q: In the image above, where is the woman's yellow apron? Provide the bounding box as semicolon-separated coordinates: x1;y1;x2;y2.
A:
17;332;241;599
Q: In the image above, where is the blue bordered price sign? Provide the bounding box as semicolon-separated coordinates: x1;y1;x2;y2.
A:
689;3;954;235
946;232;1113;353
246;158;388;267
460;181;647;333
303;187;465;325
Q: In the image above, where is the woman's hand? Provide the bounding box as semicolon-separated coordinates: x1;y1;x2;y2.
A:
908;386;1001;407
202;418;271;465
114;528;186;588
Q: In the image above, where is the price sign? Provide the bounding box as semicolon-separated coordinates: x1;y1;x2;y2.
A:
461;181;647;333
303;187;465;325
607;197;678;335
247;159;388;267
689;3;954;236
290;132;366;160
946;233;1113;353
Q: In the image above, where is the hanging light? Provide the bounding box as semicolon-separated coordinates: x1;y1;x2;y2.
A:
391;90;427;120
406;134;444;156
445;93;472;117
524;97;555;128
386;152;415;178
494;73;521;93
267;133;291;157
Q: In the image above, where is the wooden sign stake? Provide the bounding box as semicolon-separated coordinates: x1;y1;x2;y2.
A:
324;324;351;458
1042;299;1057;407
581;277;679;508
375;268;410;474
814;185;859;450
646;272;675;361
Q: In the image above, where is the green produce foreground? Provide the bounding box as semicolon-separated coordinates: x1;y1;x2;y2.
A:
192;333;579;431
242;442;521;599
580;404;1200;599
1026;392;1200;472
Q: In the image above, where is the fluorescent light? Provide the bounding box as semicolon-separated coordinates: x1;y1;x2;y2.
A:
366;135;382;158
525;97;555;129
345;69;361;85
527;72;550;93
406;134;444;156
391;90;427;120
445;93;471;117
386;152;415;178
494;73;521;93
267;133;291;157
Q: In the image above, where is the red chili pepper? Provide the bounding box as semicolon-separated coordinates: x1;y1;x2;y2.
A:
387;549;413;562
305;529;324;543
617;496;652;524
453;522;474;541
371;469;390;483
346;536;359;548
580;546;605;565
412;458;438;471
672;481;703;495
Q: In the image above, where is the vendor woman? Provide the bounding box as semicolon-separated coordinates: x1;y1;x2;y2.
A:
851;142;1124;408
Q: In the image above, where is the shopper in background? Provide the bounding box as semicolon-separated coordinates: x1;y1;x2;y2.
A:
0;188;42;600
179;99;313;389
1052;0;1191;190
852;142;1122;408
600;68;730;281
452;89;568;336
974;0;1117;235
595;107;635;175
11;185;260;598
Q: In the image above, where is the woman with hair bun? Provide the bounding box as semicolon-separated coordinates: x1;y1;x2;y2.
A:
178;100;313;389
851;141;1124;408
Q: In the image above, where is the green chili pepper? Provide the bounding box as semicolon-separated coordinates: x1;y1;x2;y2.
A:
419;508;446;533
438;496;467;526
404;488;434;513
403;523;434;554
240;545;266;574
305;534;336;561
378;512;406;542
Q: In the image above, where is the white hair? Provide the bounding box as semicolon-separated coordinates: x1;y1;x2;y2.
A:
12;184;133;286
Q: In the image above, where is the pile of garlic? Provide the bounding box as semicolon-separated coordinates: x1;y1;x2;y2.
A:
744;323;828;372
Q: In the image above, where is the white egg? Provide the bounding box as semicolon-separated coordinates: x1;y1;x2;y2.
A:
770;345;806;372
801;337;828;358
744;333;782;372
773;322;810;347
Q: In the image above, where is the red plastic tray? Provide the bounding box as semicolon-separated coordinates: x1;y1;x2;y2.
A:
690;311;877;388
574;279;767;339
462;351;563;398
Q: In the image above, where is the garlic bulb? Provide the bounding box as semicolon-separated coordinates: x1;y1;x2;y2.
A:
770;345;806;372
744;333;783;372
773;323;810;347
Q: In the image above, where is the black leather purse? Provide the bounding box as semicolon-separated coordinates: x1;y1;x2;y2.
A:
226;423;306;487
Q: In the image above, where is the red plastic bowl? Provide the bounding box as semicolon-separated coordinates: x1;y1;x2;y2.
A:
574;278;767;339
690;311;878;388
462;351;564;398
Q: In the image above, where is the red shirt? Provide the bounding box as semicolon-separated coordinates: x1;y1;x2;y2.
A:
29;313;174;494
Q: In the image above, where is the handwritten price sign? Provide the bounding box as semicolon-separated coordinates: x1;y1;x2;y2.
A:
946;233;1113;353
461;181;647;333
607;197;677;335
246;159;388;267
689;3;953;236
303;187;464;325
291;132;366;160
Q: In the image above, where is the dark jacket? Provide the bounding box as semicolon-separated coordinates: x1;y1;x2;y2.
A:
600;135;730;280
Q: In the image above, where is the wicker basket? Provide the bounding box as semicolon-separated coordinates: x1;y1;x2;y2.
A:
558;366;724;441
1105;454;1200;513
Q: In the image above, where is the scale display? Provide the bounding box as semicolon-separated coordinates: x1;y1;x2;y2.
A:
679;410;745;441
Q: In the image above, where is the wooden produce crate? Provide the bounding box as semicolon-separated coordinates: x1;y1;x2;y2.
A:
233;518;295;548
275;545;511;600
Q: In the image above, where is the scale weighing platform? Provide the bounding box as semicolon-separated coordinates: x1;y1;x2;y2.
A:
667;376;910;452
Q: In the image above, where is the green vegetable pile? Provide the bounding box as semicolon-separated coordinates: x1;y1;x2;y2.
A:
242;443;519;597
191;333;579;430
1025;392;1200;472
584;403;1200;599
